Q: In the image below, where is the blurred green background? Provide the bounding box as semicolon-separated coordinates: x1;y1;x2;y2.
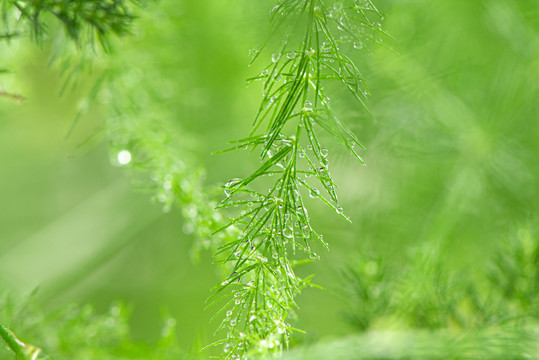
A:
1;0;538;354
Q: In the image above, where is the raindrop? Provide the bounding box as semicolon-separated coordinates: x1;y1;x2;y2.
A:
117;150;132;166
287;51;297;59
272;53;281;62
163;180;173;190
320;148;329;157
309;188;320;198
283;227;293;238
226;310;232;317
224;179;242;197
303;100;313;112
183;223;194;234
301;225;310;237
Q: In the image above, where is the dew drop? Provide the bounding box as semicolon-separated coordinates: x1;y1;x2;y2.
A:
283;227;293;238
224;179;242;197
272;53;281;63
117;150;132;166
183;223;194;234
249;49;259;59
353;41;364;49
303;100;313;112
287;51;297;59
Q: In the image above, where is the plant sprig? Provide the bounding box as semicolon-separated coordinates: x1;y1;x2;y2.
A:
0;323;46;360
211;0;385;358
0;0;138;50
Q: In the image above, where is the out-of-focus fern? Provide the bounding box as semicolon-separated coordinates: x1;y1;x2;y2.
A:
0;0;144;102
294;225;539;359
0;0;139;50
0;291;190;360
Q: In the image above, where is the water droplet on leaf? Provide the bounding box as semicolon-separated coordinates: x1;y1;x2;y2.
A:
117;150;132;166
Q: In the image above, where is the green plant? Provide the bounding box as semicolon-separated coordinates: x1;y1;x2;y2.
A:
283;226;539;359
207;0;385;358
0;291;187;359
2;0;539;359
0;0;137;48
1;0;385;358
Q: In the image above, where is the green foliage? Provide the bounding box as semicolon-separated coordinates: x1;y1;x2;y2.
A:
0;292;188;359
207;1;385;358
313;226;539;358
0;0;138;49
1;0;539;359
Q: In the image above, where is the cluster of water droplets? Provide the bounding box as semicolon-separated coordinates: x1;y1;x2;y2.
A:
151;173;176;213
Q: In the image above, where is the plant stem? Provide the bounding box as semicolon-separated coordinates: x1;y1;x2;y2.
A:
0;322;41;360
